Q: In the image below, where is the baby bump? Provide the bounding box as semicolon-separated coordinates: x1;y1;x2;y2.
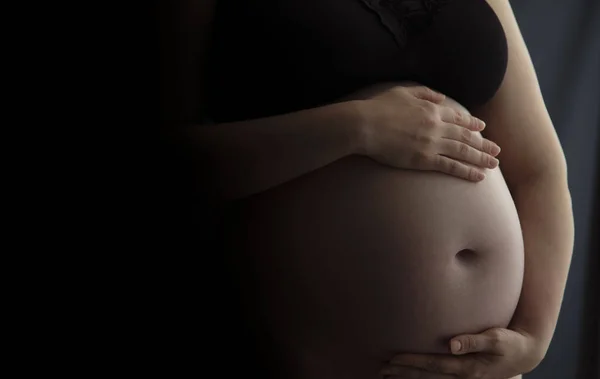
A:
226;156;524;379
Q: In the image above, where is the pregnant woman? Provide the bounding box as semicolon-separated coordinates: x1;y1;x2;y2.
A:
159;1;574;378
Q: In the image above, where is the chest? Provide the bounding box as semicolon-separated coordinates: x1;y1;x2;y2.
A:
207;0;508;119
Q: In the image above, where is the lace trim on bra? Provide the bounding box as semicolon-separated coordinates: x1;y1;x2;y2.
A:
359;0;451;49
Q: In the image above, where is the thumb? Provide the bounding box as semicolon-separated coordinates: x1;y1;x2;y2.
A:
410;86;446;103
450;328;505;355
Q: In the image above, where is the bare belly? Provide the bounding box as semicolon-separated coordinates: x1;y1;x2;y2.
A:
224;106;524;379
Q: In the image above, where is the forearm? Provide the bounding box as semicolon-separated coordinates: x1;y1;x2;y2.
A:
508;171;574;357
181;101;363;202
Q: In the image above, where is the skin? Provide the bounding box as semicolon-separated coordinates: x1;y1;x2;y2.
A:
225;91;525;379
384;1;574;378
159;1;500;203
158;1;575;378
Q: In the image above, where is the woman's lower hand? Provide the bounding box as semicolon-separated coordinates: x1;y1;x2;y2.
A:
350;84;501;181
380;327;545;379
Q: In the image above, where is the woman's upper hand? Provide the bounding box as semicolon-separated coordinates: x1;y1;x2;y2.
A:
352;85;501;181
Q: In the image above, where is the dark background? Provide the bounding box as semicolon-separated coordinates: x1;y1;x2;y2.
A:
149;1;599;378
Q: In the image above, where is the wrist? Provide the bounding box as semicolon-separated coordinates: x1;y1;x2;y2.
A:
344;99;371;157
510;325;551;366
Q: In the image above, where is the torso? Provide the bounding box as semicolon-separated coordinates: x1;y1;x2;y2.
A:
206;0;508;121
208;1;523;378
229;152;524;379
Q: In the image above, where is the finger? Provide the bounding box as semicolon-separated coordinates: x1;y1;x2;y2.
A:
389;354;463;375
429;155;486;181
441;123;501;156
410;86;446;104
451;327;509;355
439;140;499;169
440;106;486;131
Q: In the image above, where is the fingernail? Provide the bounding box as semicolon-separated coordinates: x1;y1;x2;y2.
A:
478;119;486;129
491;144;501;156
476;172;485;181
490;158;499;168
451;340;462;354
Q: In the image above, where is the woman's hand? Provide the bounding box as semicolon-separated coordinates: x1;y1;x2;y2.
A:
380;327;545;379
350;84;501;181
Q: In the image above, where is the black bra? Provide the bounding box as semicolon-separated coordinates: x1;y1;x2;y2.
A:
359;0;453;49
205;0;508;123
